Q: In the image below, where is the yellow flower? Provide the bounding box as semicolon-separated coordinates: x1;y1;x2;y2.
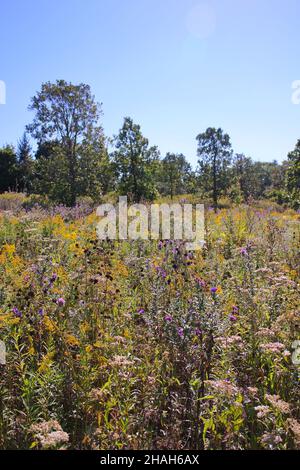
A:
65;334;80;347
3;244;16;255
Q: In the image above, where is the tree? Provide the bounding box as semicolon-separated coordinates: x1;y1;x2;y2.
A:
196;127;232;209
17;133;33;192
0;146;18;192
286;140;300;209
27;80;104;205
112;117;160;202
160;153;192;199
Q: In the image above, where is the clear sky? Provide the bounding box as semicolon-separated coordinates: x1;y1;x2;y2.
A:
0;0;300;166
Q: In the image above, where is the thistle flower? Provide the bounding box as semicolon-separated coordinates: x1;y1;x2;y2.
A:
12;307;22;318
164;314;173;322
178;327;184;338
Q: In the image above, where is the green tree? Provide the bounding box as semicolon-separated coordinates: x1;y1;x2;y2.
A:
112;117;160;202
197;127;233;209
17;133;33;192
27;80;105;205
160;153;192;199
0;146;18;192
286;140;300;209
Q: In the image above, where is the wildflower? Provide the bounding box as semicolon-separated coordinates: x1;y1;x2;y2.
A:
260;342;285;354
195;277;206;288
194;328;202;337
12;307;22;318
50;273;58;283
137;308;145;315
30;420;69;450
287;419;300;446
229;314;237;322
178;327;184;338
56;297;65;307
205;379;239;397
109;355;134;367
38;308;44;316
210;287;218;294
240;247;248;256
255;405;271;418
265;394;290;414
261;432;282;449
164;314;173;322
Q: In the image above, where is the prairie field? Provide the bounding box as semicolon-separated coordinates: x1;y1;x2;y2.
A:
0;198;299;450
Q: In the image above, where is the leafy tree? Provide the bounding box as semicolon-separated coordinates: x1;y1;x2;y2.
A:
0;146;18;192
27;80;105;205
286;140;300;209
197;127;233;209
160;153;192;199
112;117;160;202
17;133;33;192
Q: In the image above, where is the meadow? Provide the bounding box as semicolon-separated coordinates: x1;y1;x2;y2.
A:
0;193;299;450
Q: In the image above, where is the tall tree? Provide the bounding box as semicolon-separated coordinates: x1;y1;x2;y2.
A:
0;146;18;192
17;133;33;192
197;127;232;209
286;140;300;209
160;153;192;199
112;117;160;202
27;80;104;205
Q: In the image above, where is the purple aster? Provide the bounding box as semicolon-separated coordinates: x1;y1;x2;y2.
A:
12;307;22;318
178;327;184;338
56;297;66;307
164;314;173;322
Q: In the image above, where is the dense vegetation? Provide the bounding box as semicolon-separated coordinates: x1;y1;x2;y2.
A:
0;80;299;209
0;80;299;450
0;196;299;449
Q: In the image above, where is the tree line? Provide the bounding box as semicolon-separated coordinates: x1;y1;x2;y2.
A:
0;80;299;208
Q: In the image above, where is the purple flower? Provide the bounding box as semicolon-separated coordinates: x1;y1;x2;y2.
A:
164;314;173;322
56;297;65;307
12;307;22;318
50;273;58;283
194;328;202;337
38;308;44;316
240;247;248;256
232;305;239;314
210;287;218;294
196;277;206;288
229;314;237;322
137;308;145;315
178;327;184;338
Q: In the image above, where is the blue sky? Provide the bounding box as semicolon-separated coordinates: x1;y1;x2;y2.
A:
0;0;299;166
